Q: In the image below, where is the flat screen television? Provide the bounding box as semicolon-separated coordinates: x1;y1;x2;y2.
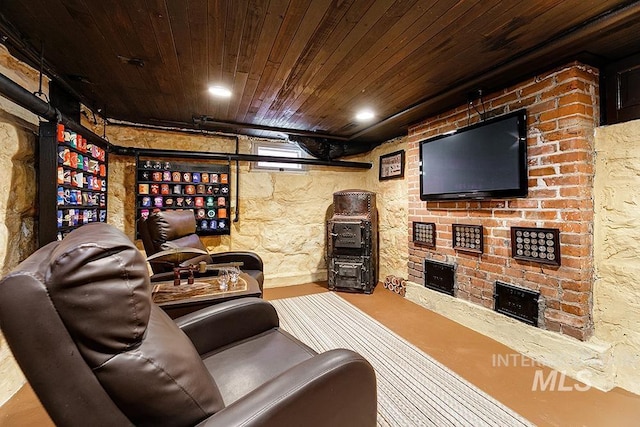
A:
419;109;528;201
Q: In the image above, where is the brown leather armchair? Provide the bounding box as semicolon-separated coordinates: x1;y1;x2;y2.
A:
138;210;264;289
0;223;377;427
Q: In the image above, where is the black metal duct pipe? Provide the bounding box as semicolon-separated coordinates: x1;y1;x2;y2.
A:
193;115;350;141
290;135;377;161
234;136;240;222
113;146;371;169
0;71;112;148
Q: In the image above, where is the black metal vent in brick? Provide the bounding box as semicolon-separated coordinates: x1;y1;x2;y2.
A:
424;259;455;296
494;281;540;326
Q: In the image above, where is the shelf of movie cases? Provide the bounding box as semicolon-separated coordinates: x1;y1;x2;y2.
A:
136;160;231;236
55;124;108;240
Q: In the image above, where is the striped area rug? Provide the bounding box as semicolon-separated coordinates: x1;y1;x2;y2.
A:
271;292;534;427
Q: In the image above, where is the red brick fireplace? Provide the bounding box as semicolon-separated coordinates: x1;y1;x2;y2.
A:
407;62;598;341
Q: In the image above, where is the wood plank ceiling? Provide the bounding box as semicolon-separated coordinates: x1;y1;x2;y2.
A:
1;0;640;145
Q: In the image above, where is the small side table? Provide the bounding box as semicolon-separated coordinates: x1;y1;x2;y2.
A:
151;272;262;319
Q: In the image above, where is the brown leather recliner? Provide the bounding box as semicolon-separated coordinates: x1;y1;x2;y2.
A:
138;210;264;289
0;223;377;427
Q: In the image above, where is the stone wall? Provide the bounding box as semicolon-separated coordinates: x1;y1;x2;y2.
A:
407;62;599;341
365;139;409;280
0;123;37;274
593;119;640;394
0;45;41;405
0;120;38;406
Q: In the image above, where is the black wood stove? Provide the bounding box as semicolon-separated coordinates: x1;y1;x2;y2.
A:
327;190;378;294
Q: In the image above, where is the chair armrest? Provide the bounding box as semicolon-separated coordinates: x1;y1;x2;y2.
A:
174;297;278;355
195;349;377;427
209;251;263;272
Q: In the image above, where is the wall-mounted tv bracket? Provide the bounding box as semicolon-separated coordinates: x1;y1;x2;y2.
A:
467;89;486;121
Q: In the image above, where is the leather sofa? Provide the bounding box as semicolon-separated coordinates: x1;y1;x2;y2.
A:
138;210;264;289
0;223;377;426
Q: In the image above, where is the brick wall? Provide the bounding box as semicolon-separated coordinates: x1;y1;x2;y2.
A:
407;62;599;341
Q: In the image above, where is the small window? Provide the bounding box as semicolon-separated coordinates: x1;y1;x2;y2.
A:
251;141;307;172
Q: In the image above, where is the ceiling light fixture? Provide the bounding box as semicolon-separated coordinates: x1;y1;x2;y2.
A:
355;109;375;122
208;85;232;98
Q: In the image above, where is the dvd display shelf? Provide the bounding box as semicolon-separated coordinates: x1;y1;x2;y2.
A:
135;158;231;237
38;122;109;245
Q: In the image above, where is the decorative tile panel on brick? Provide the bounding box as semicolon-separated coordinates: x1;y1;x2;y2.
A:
413;222;436;248
452;224;484;254
511;226;561;265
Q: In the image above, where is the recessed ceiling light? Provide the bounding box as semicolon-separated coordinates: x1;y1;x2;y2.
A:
355;109;375;122
208;85;232;98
